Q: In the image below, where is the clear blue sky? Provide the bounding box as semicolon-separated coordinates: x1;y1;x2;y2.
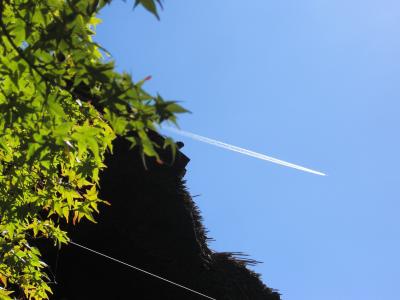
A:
96;1;400;299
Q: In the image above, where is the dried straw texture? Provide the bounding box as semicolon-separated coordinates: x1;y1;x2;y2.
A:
39;134;281;300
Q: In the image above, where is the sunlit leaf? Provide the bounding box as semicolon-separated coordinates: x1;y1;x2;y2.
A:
0;0;186;298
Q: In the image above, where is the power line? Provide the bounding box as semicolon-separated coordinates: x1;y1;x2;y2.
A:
69;241;216;300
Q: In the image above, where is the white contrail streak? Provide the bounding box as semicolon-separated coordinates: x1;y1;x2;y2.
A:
163;127;326;176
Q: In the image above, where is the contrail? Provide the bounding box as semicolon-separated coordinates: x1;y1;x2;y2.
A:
163;127;326;176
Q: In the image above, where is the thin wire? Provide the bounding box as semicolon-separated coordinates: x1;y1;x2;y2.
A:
69;241;216;300
52;247;60;284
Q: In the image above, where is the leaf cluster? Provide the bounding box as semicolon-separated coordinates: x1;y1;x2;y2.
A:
0;0;186;298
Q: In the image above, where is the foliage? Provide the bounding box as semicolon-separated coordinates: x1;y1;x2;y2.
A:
0;0;186;298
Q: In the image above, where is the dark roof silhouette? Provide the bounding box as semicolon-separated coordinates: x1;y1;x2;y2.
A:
39;132;281;300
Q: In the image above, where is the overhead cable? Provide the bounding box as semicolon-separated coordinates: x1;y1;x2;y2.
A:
69;241;216;300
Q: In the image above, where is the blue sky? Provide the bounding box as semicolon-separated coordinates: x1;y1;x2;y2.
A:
96;1;400;299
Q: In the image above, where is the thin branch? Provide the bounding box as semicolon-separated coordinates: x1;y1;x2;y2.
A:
0;1;86;103
0;4;49;85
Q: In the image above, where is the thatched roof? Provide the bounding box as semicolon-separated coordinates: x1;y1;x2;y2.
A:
39;133;281;299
